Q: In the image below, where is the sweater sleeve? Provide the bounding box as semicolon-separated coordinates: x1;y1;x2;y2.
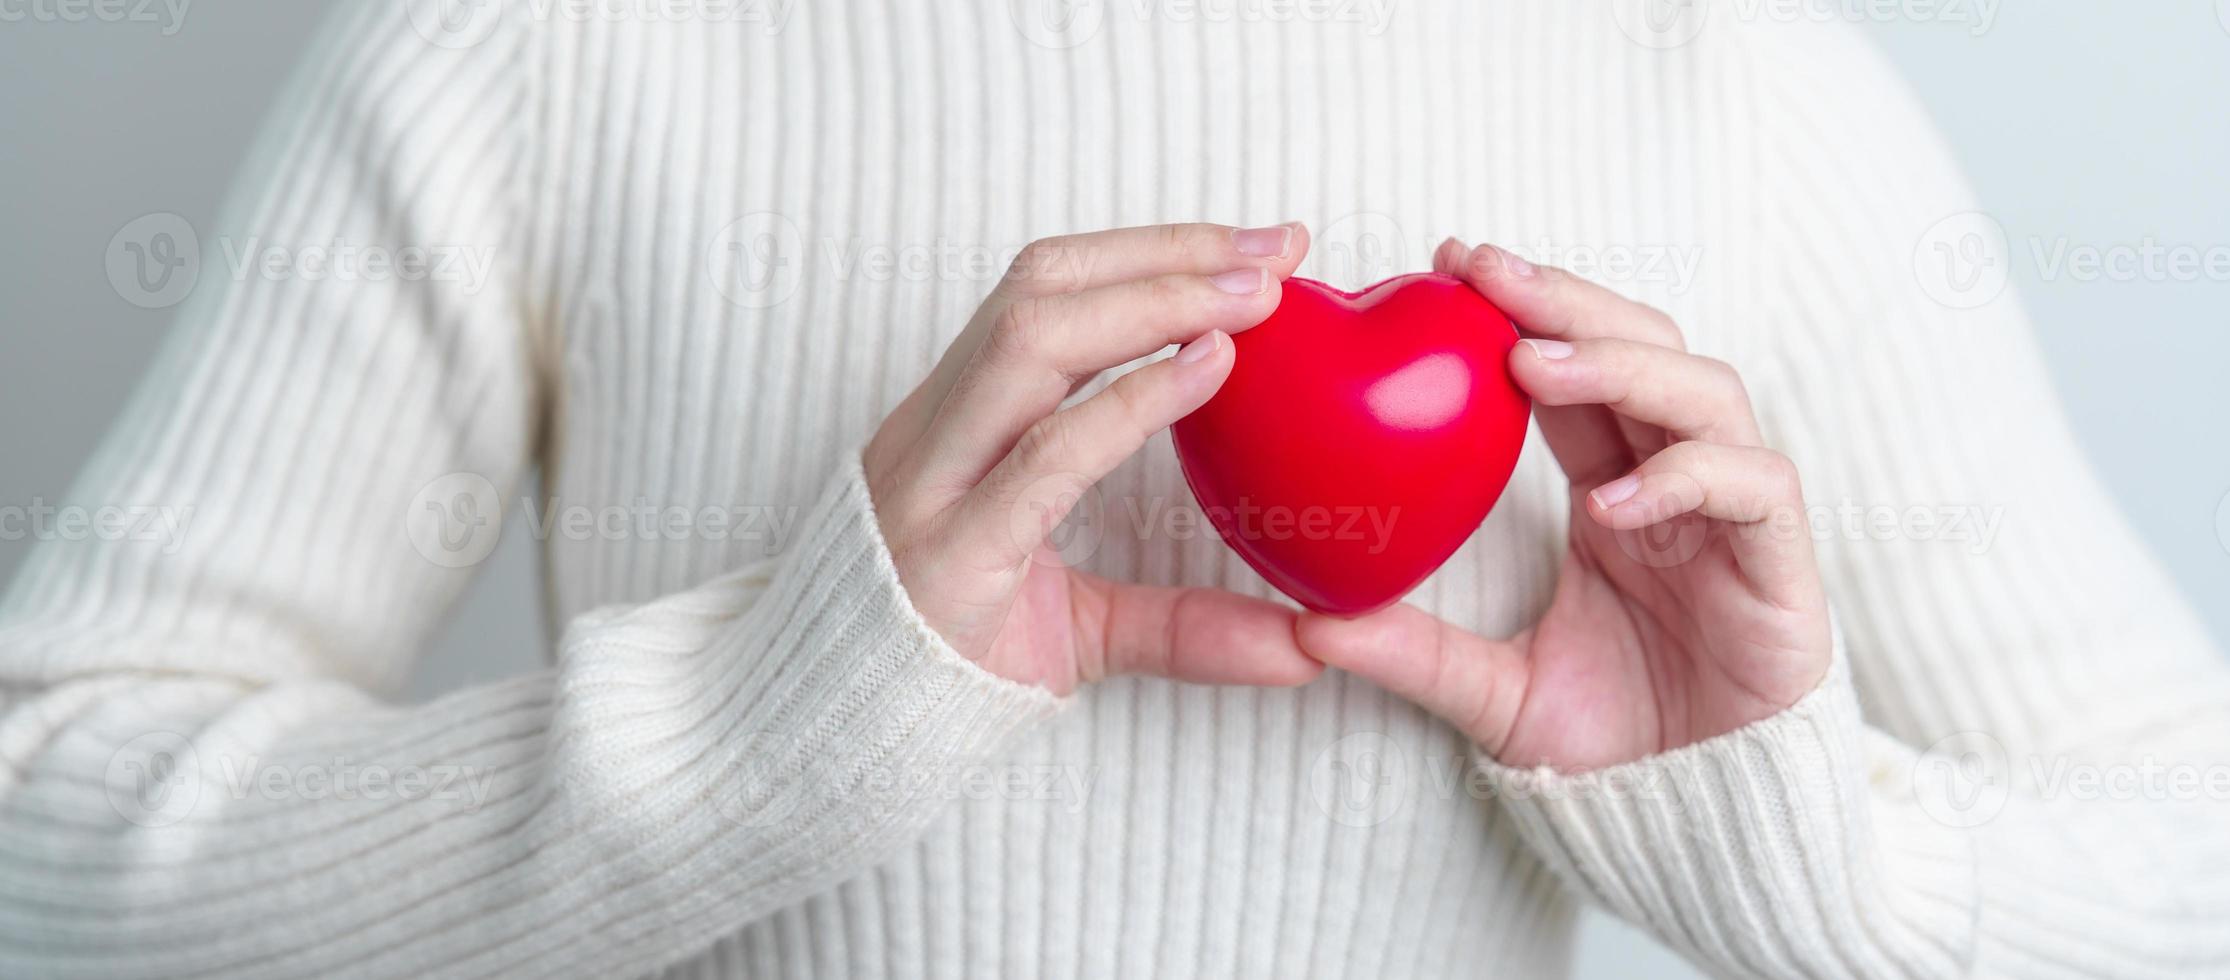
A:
1474;21;2230;979
0;6;1058;978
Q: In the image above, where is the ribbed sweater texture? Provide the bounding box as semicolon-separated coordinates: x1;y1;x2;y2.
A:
5;2;2229;977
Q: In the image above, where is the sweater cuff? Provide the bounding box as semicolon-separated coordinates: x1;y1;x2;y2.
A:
554;451;1065;860
1473;633;1974;977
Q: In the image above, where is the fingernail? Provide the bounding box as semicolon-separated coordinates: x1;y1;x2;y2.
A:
1233;224;1293;258
1522;338;1574;360
1174;330;1224;365
1211;267;1268;295
1496;246;1537;279
1591;474;1642;509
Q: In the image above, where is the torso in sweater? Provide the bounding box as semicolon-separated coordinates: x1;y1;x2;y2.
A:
35;2;2210;978
537;4;1773;976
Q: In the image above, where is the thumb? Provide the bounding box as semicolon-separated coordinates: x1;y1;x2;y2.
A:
1296;604;1528;754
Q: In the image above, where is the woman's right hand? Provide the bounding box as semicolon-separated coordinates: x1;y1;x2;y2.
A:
862;222;1321;696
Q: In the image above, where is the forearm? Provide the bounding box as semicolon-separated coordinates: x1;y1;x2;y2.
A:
1480;644;2230;978
0;463;1060;980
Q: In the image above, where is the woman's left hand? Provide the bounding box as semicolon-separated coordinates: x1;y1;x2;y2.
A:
1295;240;1834;772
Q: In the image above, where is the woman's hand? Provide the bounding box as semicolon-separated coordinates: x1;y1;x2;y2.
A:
864;222;1324;697
1297;240;1833;771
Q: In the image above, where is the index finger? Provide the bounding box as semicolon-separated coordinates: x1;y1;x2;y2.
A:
1434;240;1686;350
881;222;1311;454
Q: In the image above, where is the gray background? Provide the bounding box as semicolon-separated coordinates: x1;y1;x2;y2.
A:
4;5;2227;977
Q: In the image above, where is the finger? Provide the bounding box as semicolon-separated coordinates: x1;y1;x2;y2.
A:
997;221;1310;300
1295;604;1529;754
913;272;1276;488
878;222;1313;457
1586;441;1818;606
1438;239;1634;485
1070;572;1323;687
1510;337;1762;447
959;330;1235;564
1447;242;1687;350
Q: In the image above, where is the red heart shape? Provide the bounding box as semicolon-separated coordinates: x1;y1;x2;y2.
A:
1172;273;1531;618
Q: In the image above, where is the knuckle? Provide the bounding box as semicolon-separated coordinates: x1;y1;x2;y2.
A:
988;299;1054;362
1763;450;1803;497
1697;355;1751;406
1015;415;1077;470
1161;222;1222;258
1102;373;1158;437
1657;439;1715;478
1009;238;1075;292
1147;273;1195;312
1642;306;1688;349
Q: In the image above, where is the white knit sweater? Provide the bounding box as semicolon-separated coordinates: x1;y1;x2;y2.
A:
5;2;2229;977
